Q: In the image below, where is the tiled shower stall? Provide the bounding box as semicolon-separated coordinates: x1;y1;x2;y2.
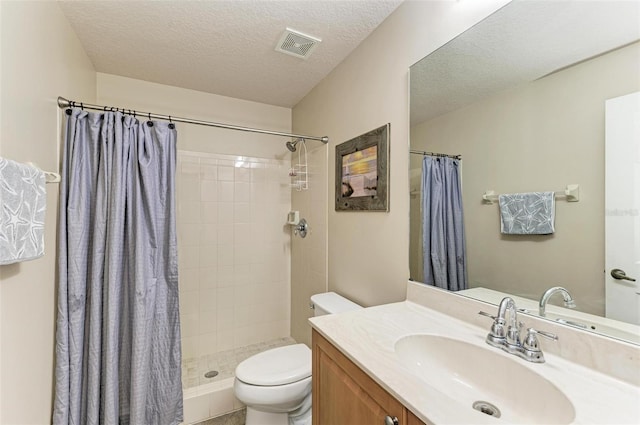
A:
176;150;293;422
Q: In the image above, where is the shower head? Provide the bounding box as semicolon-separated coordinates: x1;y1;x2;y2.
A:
286;138;304;152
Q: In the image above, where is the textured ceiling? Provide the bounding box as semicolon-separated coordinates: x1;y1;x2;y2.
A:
58;0;403;108
410;0;640;126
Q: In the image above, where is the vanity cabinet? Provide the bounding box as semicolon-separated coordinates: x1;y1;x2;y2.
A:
312;330;427;425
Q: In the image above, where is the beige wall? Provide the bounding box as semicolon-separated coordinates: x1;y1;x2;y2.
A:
292;0;509;310
0;2;96;423
97;73;292;160
411;42;640;315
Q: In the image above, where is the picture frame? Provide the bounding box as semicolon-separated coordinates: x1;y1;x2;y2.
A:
335;123;390;211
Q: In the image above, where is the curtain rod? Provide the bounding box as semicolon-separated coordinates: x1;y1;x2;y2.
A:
57;97;329;143
410;149;461;160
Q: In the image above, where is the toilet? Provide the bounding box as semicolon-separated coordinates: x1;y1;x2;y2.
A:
234;292;362;425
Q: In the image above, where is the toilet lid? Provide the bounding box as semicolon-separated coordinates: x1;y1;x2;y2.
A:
236;344;311;386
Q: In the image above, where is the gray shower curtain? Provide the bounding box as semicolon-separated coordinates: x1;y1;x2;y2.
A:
422;156;467;291
53;109;183;425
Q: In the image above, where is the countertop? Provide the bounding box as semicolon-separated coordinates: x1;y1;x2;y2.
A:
309;299;640;424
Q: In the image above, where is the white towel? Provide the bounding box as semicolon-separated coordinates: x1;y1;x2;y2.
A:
498;192;555;235
0;157;46;264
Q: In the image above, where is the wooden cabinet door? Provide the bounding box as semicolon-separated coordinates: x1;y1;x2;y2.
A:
312;330;407;425
407;410;427;425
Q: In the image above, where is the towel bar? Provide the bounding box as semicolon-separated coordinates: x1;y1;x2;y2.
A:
44;171;61;183
482;184;579;204
26;162;61;183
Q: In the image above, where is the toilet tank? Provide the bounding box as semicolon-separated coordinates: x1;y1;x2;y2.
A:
310;292;362;316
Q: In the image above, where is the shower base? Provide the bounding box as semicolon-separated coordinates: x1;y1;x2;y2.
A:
182;337;296;424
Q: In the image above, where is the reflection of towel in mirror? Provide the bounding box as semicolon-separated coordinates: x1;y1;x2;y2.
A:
498;192;555;235
0;157;46;264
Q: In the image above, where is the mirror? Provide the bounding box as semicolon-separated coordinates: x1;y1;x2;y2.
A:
409;0;640;344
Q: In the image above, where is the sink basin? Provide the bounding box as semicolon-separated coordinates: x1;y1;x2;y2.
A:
395;334;575;424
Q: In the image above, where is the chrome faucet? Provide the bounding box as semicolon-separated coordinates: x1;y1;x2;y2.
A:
539;286;576;317
495;297;521;350
480;297;557;363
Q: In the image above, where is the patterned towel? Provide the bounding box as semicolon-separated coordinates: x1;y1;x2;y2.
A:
0;158;46;264
498;192;555;235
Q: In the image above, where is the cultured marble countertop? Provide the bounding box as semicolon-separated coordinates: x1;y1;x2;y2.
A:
309;301;640;424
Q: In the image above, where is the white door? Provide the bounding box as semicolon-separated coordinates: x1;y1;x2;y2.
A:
605;91;640;325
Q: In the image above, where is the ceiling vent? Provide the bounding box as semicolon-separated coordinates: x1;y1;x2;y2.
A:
275;28;321;60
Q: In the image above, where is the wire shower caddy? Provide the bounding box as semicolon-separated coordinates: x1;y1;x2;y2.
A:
289;139;308;191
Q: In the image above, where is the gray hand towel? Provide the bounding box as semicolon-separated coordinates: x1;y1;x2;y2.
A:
498;191;555;235
0;157;46;264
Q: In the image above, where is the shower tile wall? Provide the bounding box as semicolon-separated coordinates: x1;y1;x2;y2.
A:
177;150;291;360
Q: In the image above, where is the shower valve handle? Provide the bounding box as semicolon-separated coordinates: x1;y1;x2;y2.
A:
293;218;308;238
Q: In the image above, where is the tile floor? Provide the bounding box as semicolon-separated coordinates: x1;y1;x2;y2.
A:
195;408;246;425
182;337;296;389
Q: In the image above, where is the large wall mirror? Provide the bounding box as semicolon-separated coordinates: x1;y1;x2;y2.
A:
409;0;640;344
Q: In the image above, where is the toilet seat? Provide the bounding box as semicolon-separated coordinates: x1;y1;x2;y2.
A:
236;344;311;386
234;375;312;410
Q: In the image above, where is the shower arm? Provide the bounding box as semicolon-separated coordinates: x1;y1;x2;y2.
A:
57;96;330;144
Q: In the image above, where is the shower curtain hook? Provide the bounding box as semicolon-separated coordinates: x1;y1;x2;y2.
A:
80;103;84;110
168;116;175;129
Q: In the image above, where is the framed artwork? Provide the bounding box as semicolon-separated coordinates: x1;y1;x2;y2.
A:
335;123;389;211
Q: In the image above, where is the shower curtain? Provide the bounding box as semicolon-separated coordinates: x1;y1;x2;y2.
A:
421;156;467;291
53;109;183;425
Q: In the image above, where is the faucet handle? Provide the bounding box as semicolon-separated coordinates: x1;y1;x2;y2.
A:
523;328;558;351
478;311;497;320
479;311;506;340
522;328;557;363
531;328;558;341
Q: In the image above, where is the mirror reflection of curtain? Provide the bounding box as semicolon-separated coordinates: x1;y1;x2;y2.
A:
53;109;183;424
421;156;467;291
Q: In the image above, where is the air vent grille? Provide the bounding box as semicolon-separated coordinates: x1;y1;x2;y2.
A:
275;28;321;59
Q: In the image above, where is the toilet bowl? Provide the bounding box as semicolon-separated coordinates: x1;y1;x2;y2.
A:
234;344;312;425
233;292;362;425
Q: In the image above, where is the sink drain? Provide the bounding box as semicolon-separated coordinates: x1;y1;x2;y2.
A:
204;370;219;379
472;401;501;418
